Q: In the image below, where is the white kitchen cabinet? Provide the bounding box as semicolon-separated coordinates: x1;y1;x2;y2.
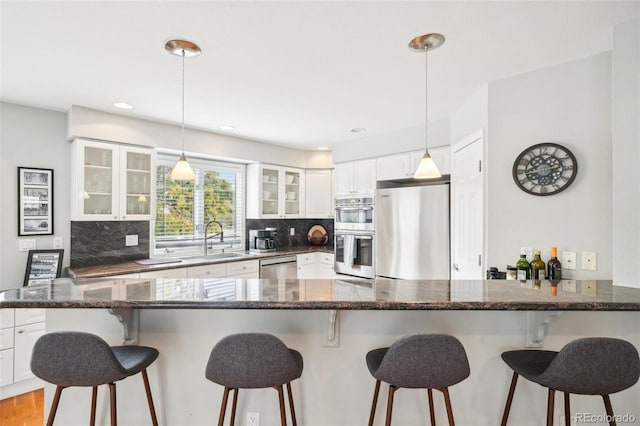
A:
13;322;45;382
247;164;305;218
334;159;376;195
139;268;188;279
305;169;334;218
188;260;259;279
297;252;335;279
188;263;226;278
71;139;155;221
429;146;451;175
0;309;45;396
376;148;450;181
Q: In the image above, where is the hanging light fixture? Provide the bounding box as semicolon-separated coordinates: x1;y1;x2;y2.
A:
409;33;445;179
165;39;201;181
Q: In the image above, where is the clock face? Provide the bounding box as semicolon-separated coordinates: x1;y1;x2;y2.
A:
512;143;577;196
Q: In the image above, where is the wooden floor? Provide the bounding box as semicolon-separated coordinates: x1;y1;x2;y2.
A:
0;389;44;426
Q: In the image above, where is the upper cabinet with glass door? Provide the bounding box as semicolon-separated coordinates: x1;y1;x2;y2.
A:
247;164;305;218
71;139;155;221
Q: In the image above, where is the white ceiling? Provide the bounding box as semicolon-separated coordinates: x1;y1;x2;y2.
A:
1;1;639;151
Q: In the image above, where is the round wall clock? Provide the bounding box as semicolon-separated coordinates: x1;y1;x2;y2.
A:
512;143;577;196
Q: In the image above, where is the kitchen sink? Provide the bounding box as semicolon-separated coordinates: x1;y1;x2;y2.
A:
185;252;251;262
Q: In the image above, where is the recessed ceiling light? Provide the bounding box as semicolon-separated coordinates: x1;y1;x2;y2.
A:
220;125;235;131
317;146;330;151
350;127;366;133
113;102;134;110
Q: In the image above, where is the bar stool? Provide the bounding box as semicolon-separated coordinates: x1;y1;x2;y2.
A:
205;333;303;426
365;334;470;426
500;337;640;426
31;331;159;426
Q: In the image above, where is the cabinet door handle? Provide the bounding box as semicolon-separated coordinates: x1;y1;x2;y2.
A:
113;216;118;219
17;329;24;334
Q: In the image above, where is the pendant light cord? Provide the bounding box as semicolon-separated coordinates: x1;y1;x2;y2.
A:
181;49;185;154
424;45;429;153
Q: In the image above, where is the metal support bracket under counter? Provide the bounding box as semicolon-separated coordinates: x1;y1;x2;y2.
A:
109;308;139;345
525;311;563;348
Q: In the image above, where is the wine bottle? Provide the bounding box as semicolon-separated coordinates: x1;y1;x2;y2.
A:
547;247;562;280
516;254;530;280
530;250;546;280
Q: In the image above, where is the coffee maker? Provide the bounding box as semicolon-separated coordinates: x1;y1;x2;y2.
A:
249;228;276;252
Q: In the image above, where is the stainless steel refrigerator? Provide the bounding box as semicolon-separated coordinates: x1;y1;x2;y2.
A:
375;184;450;279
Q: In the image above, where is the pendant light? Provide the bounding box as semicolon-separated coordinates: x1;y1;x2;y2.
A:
165;40;201;181
409;33;444;179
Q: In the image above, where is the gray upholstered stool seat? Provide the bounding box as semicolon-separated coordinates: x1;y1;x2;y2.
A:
500;337;640;426
366;334;470;426
205;333;303;426
31;331;159;426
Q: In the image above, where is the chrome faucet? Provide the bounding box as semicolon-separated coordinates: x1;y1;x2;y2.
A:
204;220;224;256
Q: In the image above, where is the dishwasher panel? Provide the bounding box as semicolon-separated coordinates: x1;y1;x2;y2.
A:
260;256;298;279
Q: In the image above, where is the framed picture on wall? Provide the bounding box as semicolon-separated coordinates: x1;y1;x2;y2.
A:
18;167;54;236
23;249;64;286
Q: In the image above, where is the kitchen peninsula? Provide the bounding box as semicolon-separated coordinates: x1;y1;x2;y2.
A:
1;278;639;426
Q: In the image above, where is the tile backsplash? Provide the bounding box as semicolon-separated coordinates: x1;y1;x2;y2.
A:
246;218;334;249
71;221;149;268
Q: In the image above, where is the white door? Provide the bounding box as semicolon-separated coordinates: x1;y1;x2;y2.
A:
451;130;484;279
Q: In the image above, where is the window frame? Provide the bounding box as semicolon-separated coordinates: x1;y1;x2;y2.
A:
152;153;246;257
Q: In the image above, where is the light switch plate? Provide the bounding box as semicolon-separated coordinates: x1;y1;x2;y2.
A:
53;237;64;249
19;239;36;252
125;235;139;247
581;251;597;271
562;251;576;270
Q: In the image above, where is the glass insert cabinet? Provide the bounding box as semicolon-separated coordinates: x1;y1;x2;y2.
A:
71;139;155;221
246;164;305;218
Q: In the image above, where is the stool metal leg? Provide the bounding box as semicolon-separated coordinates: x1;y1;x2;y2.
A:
286;382;298;426
385;385;398;426
501;372;519;426
369;379;381;426
276;385;287;426
563;393;570;426
546;389;555;426
141;369;159;426
90;386;98;426
230;388;239;426
218;387;231;426
427;388;436;426
440;387;455;426
109;383;117;426
602;395;616;426
46;385;65;426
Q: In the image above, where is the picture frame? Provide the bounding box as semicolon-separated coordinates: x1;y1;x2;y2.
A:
23;249;64;286
18;167;54;236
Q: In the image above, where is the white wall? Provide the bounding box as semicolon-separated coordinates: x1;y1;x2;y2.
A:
486;53;612;279
449;85;489;147
68;106;333;169
612;19;640;288
332;118;450;163
0;102;71;290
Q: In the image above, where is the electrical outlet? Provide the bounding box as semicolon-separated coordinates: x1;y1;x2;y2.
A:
520;247;533;262
290;227;295;236
125;235;139;247
581;251;597;271
53;236;64;249
247;412;259;426
562;251;576;270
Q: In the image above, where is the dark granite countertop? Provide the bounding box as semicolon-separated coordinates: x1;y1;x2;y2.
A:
2;278;639;311
67;246;334;278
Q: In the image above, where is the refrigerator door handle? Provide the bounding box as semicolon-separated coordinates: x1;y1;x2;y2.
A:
354;235;373;240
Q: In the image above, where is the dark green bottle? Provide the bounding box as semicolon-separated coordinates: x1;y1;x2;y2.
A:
516;254;530;280
547;246;562;280
530;250;546;280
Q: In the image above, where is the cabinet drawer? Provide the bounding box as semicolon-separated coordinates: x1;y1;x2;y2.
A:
189;264;226;278
14;322;46;383
297;254;316;266
0;328;14;350
226;260;259;277
15;309;46;326
0;309;14;329
0;349;14;387
319;253;334;265
140;268;188;279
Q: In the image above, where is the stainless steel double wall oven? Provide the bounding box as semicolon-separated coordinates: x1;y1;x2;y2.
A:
334;196;375;279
